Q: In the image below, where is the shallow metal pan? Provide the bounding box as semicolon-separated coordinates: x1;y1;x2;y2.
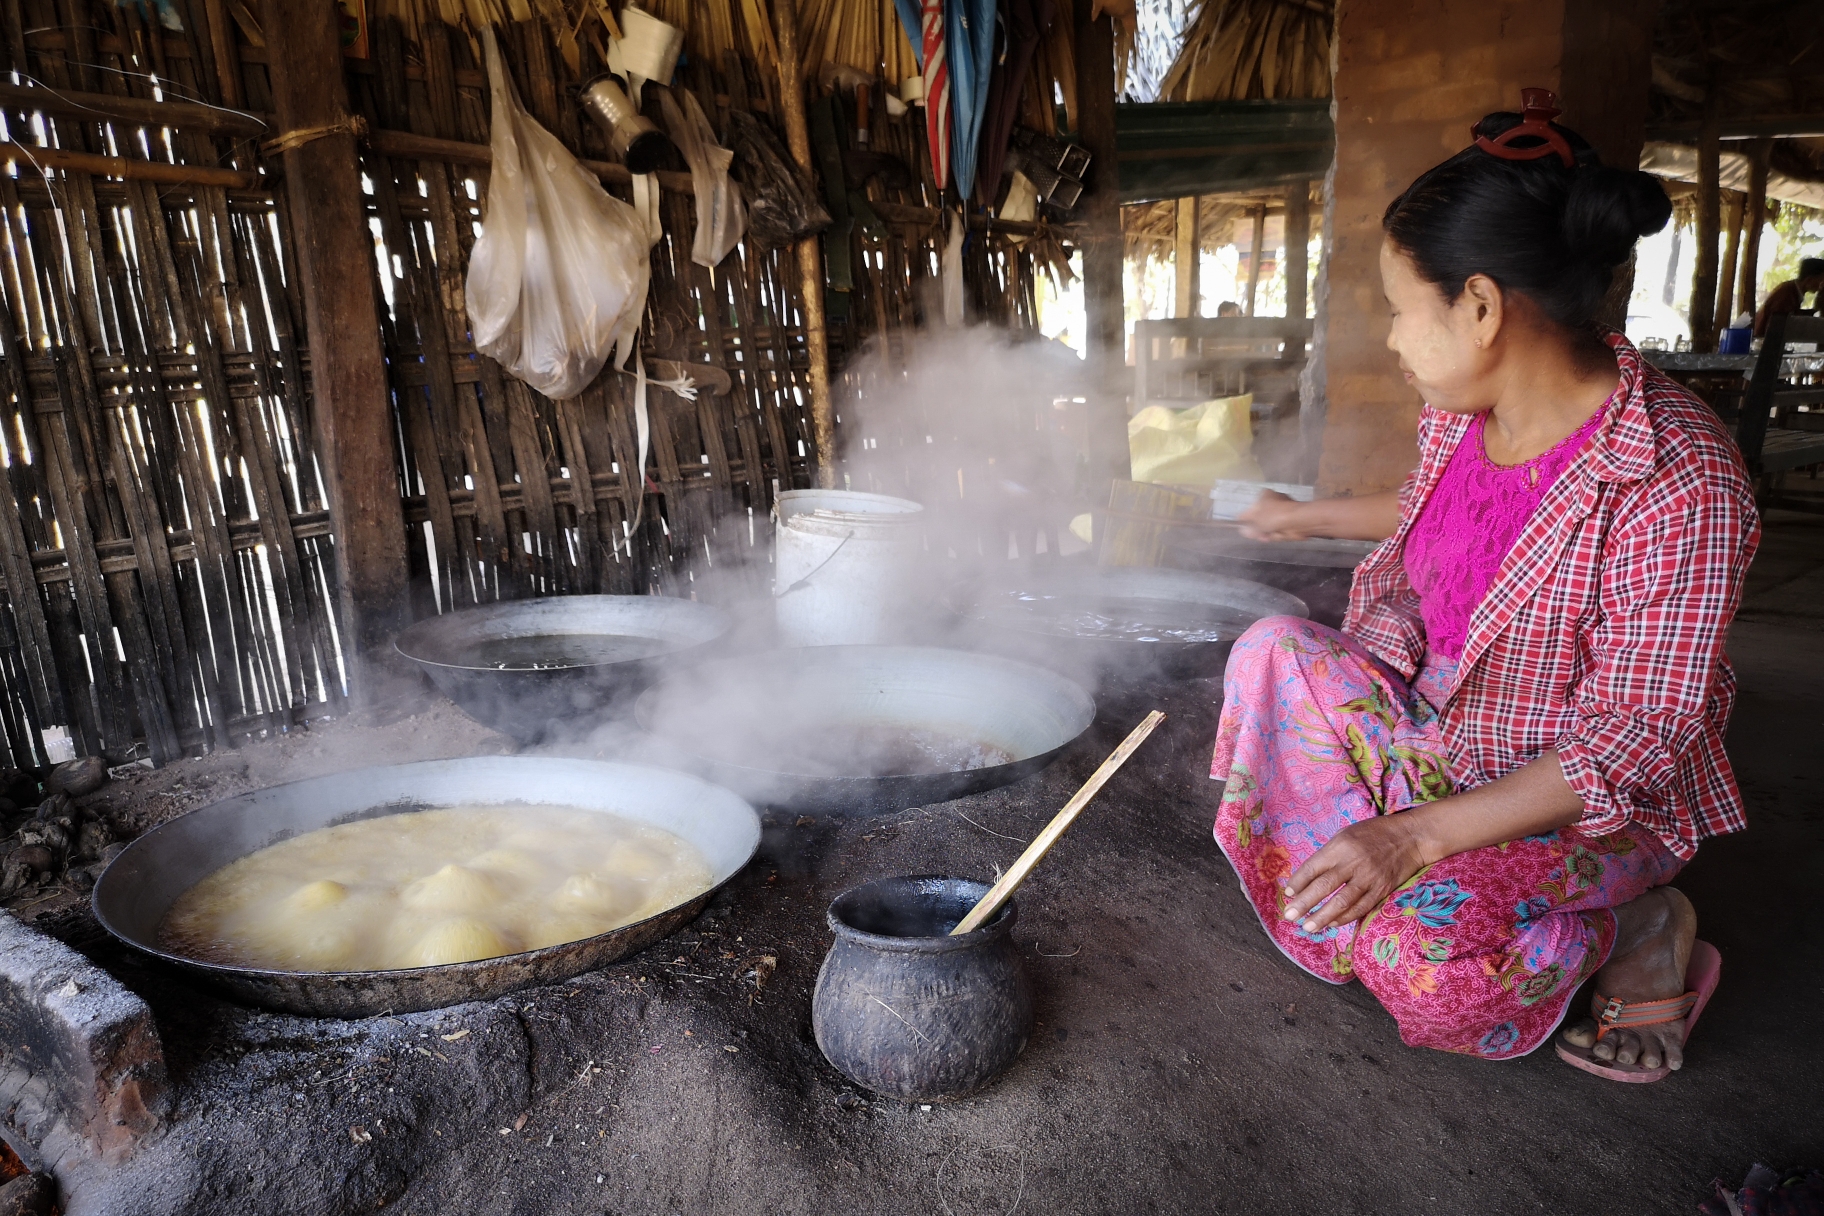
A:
395;596;733;743
1164;533;1376;628
634;646;1096;815
943;563;1308;683
92;757;761;1018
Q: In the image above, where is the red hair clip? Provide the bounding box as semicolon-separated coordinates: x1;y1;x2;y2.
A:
1473;88;1575;169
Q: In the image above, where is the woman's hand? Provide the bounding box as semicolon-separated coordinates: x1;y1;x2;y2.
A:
1237;488;1404;543
1238;490;1311;541
1280;813;1428;934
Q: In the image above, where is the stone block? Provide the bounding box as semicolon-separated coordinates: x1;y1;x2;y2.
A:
0;915;167;1173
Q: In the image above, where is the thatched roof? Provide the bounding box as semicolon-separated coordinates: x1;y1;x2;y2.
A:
1157;0;1332;102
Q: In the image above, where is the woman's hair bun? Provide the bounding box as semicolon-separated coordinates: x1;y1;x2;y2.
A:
1562;166;1673;269
1383;108;1673;330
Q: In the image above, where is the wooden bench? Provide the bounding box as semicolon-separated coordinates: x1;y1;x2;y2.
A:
1132;316;1311;420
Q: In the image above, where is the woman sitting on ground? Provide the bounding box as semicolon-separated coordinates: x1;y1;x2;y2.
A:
1214;95;1758;1080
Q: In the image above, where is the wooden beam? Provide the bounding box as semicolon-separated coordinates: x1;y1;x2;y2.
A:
1242;204;1267;316
871;199;1081;238
0;81;268;136
0;141;256;188
772;0;838;491
1737;138;1771;319
1688;92;1721;352
1173;195;1200;318
1284;182;1310;321
259;0;409;694
1715;189;1743;332
1646;114;1824;141
1074;0;1128;490
366;128;695;194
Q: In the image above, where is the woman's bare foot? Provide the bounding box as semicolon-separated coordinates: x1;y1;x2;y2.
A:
1558;887;1697;1071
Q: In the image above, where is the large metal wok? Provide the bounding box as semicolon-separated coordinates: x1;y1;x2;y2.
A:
396;595;732;743
92;757;761;1017
1165;533;1376;628
943;563;1308;682
634;646;1096;815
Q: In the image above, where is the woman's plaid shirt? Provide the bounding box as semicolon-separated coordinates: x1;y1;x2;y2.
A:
1346;333;1760;859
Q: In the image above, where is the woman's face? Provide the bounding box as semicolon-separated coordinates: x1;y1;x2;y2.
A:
1380;239;1498;414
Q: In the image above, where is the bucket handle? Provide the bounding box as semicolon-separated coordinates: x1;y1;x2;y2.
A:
774;530;855;597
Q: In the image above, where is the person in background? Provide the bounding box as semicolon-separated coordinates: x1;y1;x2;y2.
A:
1753;256;1824;336
1216;301;1243;317
1214;96;1758;1083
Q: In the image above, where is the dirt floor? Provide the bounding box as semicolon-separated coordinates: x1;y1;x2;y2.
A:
8;502;1824;1216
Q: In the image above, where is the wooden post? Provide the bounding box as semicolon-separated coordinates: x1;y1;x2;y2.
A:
1715;190;1743;333
1737;138;1772;319
1172;195;1200;318
259;0;409;695
1073;0;1128;490
1242;204;1267;316
1284;181;1310;321
773;0;838;490
1688;91;1721;351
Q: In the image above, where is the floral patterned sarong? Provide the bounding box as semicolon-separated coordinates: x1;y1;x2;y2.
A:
1210;617;1682;1059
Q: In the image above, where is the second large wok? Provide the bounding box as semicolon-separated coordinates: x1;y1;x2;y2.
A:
634;646;1096;815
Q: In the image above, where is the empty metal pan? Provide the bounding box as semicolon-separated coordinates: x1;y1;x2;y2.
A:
943;563;1308;682
396;595;733;743
1164;533;1377;628
634;646;1096;815
92;757;761;1017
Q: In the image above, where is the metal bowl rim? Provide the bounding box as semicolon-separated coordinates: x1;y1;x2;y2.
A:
91;756;762;985
939;565;1310;644
632;644;1097;780
394;594;734;674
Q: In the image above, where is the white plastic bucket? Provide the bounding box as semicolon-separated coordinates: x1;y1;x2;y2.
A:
774;490;925;646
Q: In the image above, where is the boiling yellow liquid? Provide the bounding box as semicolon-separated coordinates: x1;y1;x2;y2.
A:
158;806;713;973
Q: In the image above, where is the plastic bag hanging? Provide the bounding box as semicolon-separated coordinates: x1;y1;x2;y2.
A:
466;28;649;401
725;110;830;250
657;87;746;268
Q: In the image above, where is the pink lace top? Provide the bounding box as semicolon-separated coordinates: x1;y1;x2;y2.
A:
1403;405;1607;661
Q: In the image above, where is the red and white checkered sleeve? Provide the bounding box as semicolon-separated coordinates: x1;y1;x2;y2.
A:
1555;474;1755;839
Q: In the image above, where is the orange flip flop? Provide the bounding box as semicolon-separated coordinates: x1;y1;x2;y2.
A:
1555;940;1721;1083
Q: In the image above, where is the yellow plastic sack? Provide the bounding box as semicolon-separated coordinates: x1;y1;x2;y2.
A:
1127;394;1262;487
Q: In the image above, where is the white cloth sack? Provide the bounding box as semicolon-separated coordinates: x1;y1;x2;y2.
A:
466;27;649;400
657;87;746;268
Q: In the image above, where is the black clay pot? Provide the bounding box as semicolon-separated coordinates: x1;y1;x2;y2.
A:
812;876;1033;1103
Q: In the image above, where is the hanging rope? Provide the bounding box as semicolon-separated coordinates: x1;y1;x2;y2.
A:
261;115;369;158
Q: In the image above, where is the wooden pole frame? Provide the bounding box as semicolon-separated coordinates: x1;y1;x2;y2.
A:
1715;189;1744;332
1284;181;1310;322
772;0;839;491
1689;86;1721;351
0;141;256;188
1242;204;1267;316
1737;139;1772;320
1173;195;1200;318
260;0;410;698
1073;0;1128;492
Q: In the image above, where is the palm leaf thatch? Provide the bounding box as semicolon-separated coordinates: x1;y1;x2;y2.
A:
1159;0;1332;102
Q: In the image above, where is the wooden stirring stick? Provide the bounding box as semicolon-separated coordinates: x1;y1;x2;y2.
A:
950;710;1167;936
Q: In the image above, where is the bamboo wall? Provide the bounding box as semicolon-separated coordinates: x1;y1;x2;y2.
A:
0;0;342;768
0;2;1055;766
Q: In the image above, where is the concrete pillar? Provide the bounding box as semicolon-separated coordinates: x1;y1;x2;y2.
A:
1314;0;1660;494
